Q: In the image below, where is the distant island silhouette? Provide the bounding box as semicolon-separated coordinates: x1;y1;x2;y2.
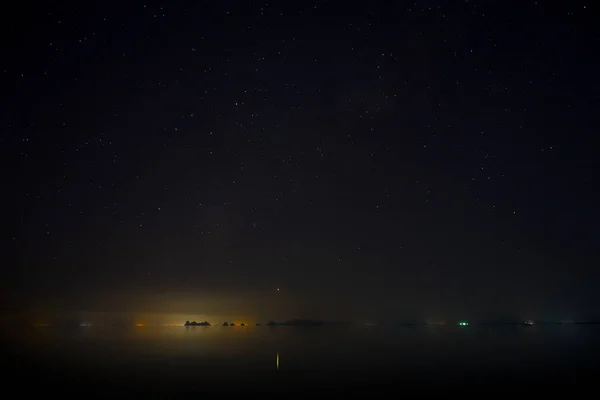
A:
184;320;211;326
183;319;325;327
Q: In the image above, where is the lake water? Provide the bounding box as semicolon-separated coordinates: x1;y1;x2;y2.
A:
2;324;598;394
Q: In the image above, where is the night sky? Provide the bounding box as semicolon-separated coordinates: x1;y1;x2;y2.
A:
4;1;598;322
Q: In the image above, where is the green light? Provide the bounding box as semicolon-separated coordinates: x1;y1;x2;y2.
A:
459;321;469;326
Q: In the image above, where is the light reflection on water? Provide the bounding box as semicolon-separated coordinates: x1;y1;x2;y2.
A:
5;324;598;380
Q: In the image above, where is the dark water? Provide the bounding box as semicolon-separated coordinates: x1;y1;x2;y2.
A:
2;324;598;394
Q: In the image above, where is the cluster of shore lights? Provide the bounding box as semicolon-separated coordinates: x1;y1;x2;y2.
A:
458;321;469;326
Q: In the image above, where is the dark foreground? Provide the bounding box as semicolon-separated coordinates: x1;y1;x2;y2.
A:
6;360;598;395
2;325;598;395
4;362;598;396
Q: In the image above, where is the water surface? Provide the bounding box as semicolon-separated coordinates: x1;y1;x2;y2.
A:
3;324;597;393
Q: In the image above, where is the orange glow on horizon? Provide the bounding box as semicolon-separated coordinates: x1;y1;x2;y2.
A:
135;323;145;327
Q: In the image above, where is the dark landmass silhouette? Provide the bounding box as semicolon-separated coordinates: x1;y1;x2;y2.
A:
319;321;354;326
184;320;211;326
391;318;422;326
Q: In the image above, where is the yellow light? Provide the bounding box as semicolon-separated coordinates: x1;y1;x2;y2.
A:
276;353;279;370
135;323;145;327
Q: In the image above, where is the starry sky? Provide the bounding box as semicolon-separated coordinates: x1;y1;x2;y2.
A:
4;1;598;321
